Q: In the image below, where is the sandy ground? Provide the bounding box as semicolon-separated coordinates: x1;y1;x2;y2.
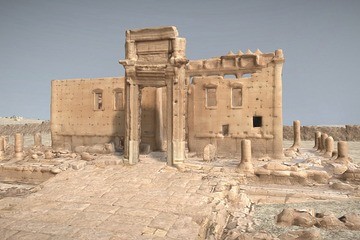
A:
284;140;360;164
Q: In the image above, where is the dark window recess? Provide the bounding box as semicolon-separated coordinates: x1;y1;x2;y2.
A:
253;116;262;127
222;124;229;136
206;88;217;107
94;92;103;110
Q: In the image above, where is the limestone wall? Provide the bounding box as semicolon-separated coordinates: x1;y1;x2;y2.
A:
187;50;284;158
51;77;125;150
283;125;360;141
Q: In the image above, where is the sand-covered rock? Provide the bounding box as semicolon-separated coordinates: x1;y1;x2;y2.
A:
339;213;360;230
277;208;316;227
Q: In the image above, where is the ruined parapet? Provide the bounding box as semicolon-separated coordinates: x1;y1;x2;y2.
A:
14;133;24;160
187;48;280;74
335;141;350;164
323;136;334;158
34;132;42;147
289;120;301;151
238;139;254;174
313;131;321;149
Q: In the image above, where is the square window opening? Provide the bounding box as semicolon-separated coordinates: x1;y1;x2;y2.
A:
253;116;262;128
222;124;229;136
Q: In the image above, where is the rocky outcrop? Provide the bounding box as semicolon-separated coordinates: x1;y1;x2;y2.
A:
0;121;50;136
283;125;360;141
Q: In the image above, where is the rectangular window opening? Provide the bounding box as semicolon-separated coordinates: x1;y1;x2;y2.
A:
223;74;237;79
253;116;262;128
232;87;242;107
242;73;252;78
206;88;217;107
114;91;123;110
222;124;229;136
94;92;103;110
189;76;194;84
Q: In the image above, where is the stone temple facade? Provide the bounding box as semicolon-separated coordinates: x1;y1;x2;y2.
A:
51;26;285;165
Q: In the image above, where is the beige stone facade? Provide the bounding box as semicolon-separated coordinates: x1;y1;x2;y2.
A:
51;26;285;164
51;77;125;150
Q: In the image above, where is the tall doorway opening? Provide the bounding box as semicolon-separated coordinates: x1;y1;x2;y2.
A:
140;87;167;154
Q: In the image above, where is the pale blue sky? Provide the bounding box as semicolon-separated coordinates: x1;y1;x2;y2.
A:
0;0;359;125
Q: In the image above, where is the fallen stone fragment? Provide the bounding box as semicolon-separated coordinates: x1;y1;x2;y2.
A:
203;144;216;162
278;228;321;240
69;160;87;170
325;163;348;175
50;167;62;174
315;212;345;229
81;152;95;161
339;213;360;230
330;181;354;191
44;150;54;159
277;208;316;227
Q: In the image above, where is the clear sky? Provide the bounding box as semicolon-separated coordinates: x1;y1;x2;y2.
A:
0;0;359;125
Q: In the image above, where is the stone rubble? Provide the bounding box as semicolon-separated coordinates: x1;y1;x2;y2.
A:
0;126;359;239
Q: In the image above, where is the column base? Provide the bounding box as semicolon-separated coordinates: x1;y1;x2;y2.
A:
128;140;139;165
172;140;186;164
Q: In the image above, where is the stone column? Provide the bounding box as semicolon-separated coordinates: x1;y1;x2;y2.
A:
335;141;349;164
155;88;164;151
290;120;301;150
313;131;321;149
324;136;334;158
127;81;141;165
34;133;42;147
316;133;322;152
272;49;285;159
239;139;254;173
320;133;328;154
166;77;174;165
14;133;24;160
171;65;187;165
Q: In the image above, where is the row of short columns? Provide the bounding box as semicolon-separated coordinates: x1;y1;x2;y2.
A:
290;120;350;164
313;131;349;163
290;120;301;151
0;133;42;160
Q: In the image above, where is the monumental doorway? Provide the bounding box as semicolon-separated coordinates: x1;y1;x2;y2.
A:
119;26;188;165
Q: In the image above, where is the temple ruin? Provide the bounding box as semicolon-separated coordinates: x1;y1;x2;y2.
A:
51;26;285;165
